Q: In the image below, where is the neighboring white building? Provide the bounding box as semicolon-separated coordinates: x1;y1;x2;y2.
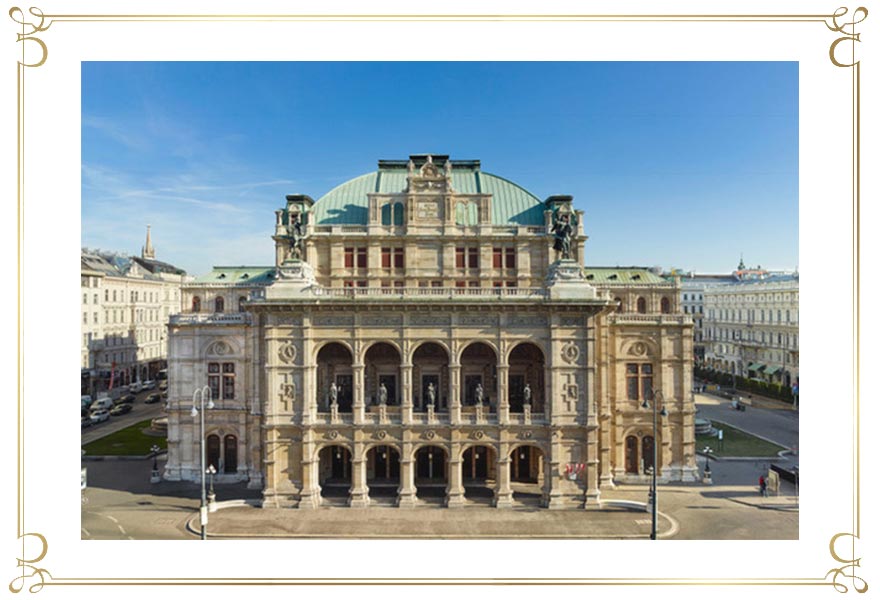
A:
80;227;188;394
703;272;799;387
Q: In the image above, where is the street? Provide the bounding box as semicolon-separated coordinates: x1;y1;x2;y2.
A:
81;387;166;446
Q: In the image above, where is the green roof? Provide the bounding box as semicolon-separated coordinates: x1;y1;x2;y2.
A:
310;162;545;226
582;268;668;284
192;266;275;285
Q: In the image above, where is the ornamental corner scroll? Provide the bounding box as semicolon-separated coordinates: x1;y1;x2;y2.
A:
10;7;50;68
9;532;50;593
826;6;868;68
826;532;869;593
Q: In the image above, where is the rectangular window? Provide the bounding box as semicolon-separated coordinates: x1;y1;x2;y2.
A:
626;363;653;401
381;247;391;269
208;362;221;400
356;247;367;269
83;293;88;304
455;247;465;269
467;247;479;269
83;312;87;324
356;280;368;287
343;280;354;288
431;281;442;287
493;281;503;288
393;248;404;269
506;280;517;288
505;247;516;269
344;247;354;268
468;280;479;288
222;362;235;399
493;247;503;269
393;280;405;288
640;364;654;401
381;280;391;288
93;312;98;324
626;364;639;400
455;281;466;288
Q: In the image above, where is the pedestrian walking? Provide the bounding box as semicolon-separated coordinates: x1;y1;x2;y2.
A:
759;475;767;497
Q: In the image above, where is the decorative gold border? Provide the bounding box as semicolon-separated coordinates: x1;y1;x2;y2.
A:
9;6;867;592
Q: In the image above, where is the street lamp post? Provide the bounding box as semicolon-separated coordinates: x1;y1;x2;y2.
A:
702;445;714;484
207;464;217;512
150;444;161;483
642;389;667;540
191;385;214;540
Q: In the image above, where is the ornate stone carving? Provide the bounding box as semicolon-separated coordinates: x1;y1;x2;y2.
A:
509;315;548;327
423;430;436;440
278;341;297;364
518;431;533;440
473;430;485;440
326;430;339;440
361;315;403;327
629;341;648;357
411;315;451;327
206;341;231;356
459;315;498;327
561;316;583;327
561;342;580;364
374;430;387;440
568;383;578;399
313;315;354;327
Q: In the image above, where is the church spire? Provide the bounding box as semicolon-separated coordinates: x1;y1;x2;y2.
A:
142;225;155;260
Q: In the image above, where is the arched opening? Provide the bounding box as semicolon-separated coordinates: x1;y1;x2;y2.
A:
192;296;201;313
214;296;225;314
316;343;354;412
460;342;497;408
364;342;401;406
381;203;392;225
508;342;545;412
509;446;544;506
660;297;671;314
206;434;220;471
614;297;623;312
238;296;247;312
463;445;496;503
318;445;352;500
223;434;237;474
637;297;647;314
414;445;447;502
366;445;400;501
412;342;449;411
392;202;404;226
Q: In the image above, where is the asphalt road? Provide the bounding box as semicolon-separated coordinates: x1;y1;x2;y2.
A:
81;387;167;445
695;392;799;451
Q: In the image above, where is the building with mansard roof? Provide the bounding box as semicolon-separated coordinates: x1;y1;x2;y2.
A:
164;154;698;511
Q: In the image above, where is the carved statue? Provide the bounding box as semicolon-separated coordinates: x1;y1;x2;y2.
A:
426;382;436;406
287;213;304;261
378;382;388;406
329;381;338;407
523;383;532;405
552;213;573;260
474;383;484;406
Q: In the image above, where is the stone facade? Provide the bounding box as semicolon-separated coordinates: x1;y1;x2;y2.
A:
81;227;187;393
164;155;698;510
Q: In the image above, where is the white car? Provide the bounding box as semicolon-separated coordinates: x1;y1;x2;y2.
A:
89;409;110;424
142;380;156;390
129;382;143;393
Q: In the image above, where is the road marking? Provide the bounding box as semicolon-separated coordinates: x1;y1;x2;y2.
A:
81;528;90;537
634;519;651;525
106;515;119;524
117;525;127;535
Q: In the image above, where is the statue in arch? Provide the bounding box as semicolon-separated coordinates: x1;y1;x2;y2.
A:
329;381;338;407
523;383;532;405
378;382;388;406
474;383;484;406
551;212;573;260
426;382;436;406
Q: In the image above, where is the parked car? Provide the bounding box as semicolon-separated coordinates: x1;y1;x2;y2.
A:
159;380;168;390
129;381;143;393
160;390;168;399
89;397;113;412
114;393;136;404
110;403;133;416
89;409;110;424
142;380;156;390
81;416;92;428
145;393;161;404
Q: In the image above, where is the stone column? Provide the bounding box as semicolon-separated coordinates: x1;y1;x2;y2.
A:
349;455;370;508
353;363;365;424
299;457;320;509
446;456;466;508
397;457;417;508
303;363;317;425
497;363;510;425
585;434;601;508
494;449;513;508
449;363;461;424
400;363;413;424
546;442;564;509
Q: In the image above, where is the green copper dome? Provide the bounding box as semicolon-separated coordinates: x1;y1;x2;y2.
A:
310;158;546;226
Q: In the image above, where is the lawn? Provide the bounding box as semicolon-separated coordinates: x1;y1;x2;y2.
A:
696;421;785;458
83;419;166;456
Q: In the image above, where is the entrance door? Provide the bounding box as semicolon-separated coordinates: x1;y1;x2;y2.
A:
625;436;638;474
378;374;397;405
331;448;350;479
642;436;655;474
372;446;400;480
223;435;237;473
516;447;532;481
463;447;488;479
421;374;439;410
335;374;353;412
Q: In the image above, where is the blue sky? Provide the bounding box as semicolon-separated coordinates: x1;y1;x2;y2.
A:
82;62;798;276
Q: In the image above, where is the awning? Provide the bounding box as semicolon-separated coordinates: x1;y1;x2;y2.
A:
764;365;781;375
748;363;766;371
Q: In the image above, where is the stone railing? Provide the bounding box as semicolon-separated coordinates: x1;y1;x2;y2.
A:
169;313;252;325
311;286;549;300
610;314;693;326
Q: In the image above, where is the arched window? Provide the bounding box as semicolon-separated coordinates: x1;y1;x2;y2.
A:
660;297;671;314
214;296;224;313
206;434;221;471
238;296;247;312
392;202;404;226
192;296;201;313
637;297;647;314
381;203;392;225
455;202;466;225
223;435;238;474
